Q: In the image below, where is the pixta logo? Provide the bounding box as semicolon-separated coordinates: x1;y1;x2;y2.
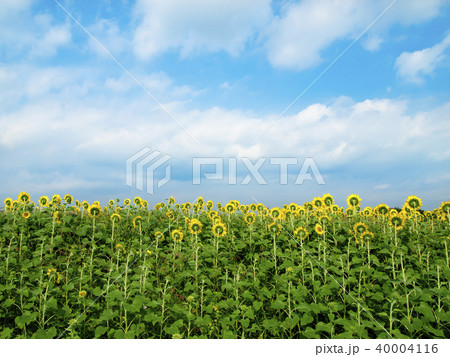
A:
126;148;171;194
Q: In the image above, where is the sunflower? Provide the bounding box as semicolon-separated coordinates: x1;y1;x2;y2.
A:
375;204;389;216
208;210;218;219
64;194;73;205
82;201;89;210
142;200;149;209
4;198;13;208
319;215;331;226
110;213;121;223
169;196;175;205
171;229;183;242
37;196;49;207
225;203;235;214
22;212;31;219
166;211;175;221
250;203;257;211
75;200;81;207
268;222;281;235
212;222;227;237
353;222;368;234
440;201;450;214
17;192;31;204
389;215;405;230
294;227;308;240
360;231;374;242
133;215;143;228
188;218;203;234
304;202;313;211
297;206;306;216
53;211;61;224
345;207;354;216
270;207;283;220
52;194;61;205
124;198;131;206
288;203;297;212
315;224;324;235
405;195;422;211
257;204;264;212
331;204;340;213
133;197;142;206
89;204;102;217
108;199;115;207
197;197;205;207
79;291;87;298
312;197;323;209
346;194;361;207
206;200;213;210
322;193;334;207
244;212;256;225
362;207;372;216
155;231;164;241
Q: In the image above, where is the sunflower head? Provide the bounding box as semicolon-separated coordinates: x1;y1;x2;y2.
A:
22;212;31;219
38;196;49;207
188;218;203;234
168;196;175;205
319;215;331;226
89;204;102;217
405;195;422;211
108;199;115;207
314;224;324;235
304;202;313;211
440;201;450;214
212;222;227;237
250;203;257;211
322;194;334;207
133;215;143;228
133;196;142;206
155;231;164;241
288;203;297;212
142;200;149;209
312;197;323;209
206;200;213;209
166;211;175;221
362;207;373;216
124;198;131;206
4;198;13;208
268;222;281;235
294;227;308;240
52;194;61;205
331;204;340;213
110;213;121;223
225;203;235;214
346;194;361;207
375;204;389;216
171;229;183;242
244;212;256;225
18;192;31;204
353;222;368;234
82;201;89;210
270;207;282;220
389;215;405;230
64;194;73;205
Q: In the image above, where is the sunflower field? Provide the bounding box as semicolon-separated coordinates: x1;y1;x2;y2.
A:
1;192;450;339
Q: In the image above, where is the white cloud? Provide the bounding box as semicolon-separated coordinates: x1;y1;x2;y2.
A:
0;10;71;58
132;0;272;60
265;0;448;70
87;19;129;56
394;34;450;84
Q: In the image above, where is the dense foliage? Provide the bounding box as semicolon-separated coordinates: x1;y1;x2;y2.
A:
1;193;449;338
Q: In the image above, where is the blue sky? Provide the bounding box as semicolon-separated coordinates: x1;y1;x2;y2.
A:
1;0;449;210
